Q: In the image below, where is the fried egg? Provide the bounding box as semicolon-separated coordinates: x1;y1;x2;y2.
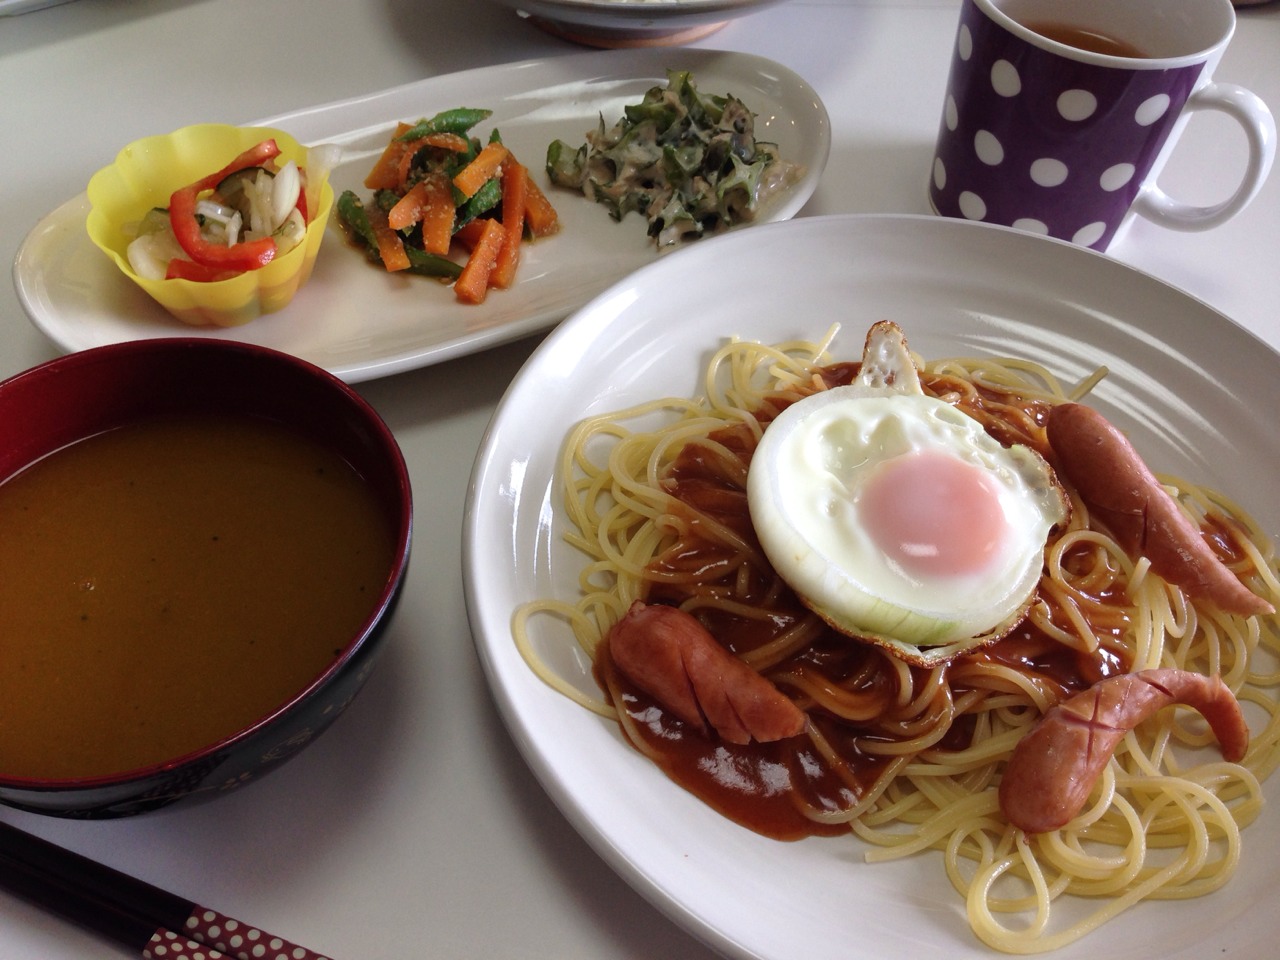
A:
746;322;1068;665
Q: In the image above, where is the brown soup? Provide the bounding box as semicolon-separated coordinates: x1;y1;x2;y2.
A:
1021;20;1149;58
0;413;395;780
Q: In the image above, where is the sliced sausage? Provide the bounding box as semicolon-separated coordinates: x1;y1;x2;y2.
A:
1047;402;1272;616
999;668;1249;833
606;600;806;744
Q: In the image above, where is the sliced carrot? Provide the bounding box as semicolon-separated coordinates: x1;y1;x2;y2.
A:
363;122;415;190
523;176;560;238
386;174;456;253
453;142;509;199
396;133;473;185
366;204;411;272
490;160;527;290
420;132;471;153
454;218;505;304
394;144;423;189
387;181;428;231
451;218;487;250
417;175;456;256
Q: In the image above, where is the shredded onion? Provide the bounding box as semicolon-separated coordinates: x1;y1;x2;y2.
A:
270;161;302;230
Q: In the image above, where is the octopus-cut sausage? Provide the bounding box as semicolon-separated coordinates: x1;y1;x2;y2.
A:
999;668;1250;833
606;600;806;744
1047;402;1273;616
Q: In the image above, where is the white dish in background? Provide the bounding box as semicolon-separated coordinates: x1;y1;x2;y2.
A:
495;0;787;47
464;214;1280;960
0;0;77;14
13;48;827;384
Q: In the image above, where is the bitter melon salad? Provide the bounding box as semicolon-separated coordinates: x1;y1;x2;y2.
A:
546;69;802;247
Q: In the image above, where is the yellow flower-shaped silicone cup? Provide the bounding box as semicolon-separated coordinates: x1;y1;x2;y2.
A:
86;124;334;328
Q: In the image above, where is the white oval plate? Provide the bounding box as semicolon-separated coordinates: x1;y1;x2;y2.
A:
493;0;787;45
13;48;828;384
463;214;1280;960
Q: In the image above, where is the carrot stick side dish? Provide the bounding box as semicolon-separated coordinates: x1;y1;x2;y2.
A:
336;107;558;303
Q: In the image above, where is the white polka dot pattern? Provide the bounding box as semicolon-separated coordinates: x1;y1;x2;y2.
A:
927;0;1207;249
990;60;1020;97
1011;218;1048;234
1100;163;1136;192
143;929;231;960
958;191;987;220
1072;222;1108;246
1056;89;1097;122
1136;94;1172;126
1029;158;1068;188
974;130;1003;165
180;907;334;960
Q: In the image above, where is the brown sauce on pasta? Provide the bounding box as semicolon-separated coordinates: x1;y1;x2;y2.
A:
599;363;1131;840
0;414;394;780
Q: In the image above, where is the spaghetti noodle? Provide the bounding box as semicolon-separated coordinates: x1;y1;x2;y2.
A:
512;328;1280;952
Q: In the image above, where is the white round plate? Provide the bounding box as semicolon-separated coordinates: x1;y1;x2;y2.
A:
495;0;787;47
463;214;1280;960
12;48;827;384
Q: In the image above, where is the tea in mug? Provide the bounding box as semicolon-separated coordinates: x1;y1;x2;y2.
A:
1021;20;1149;58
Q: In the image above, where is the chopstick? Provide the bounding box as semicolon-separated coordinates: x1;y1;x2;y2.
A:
0;821;334;960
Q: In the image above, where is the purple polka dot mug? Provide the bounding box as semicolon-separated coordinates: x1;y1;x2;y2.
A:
928;0;1275;250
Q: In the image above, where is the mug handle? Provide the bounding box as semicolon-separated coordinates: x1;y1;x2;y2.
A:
1132;82;1276;230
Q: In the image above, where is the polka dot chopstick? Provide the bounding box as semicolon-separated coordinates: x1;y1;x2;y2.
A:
0;822;333;960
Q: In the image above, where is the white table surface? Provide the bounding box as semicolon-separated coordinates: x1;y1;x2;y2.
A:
2;2;1278;958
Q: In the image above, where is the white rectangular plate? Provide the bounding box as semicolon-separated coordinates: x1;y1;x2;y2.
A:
14;48;829;383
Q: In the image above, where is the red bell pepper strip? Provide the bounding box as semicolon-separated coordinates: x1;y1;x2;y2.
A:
164;259;239;283
168;139;283;271
295;181;309;225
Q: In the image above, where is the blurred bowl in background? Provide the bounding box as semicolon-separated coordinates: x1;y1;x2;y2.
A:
86;124;334;328
0;339;411;818
492;0;789;47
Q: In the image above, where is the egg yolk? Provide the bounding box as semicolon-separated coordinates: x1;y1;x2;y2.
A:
857;448;1010;579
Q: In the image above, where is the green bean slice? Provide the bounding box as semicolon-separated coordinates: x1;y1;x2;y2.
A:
395;108;493;142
